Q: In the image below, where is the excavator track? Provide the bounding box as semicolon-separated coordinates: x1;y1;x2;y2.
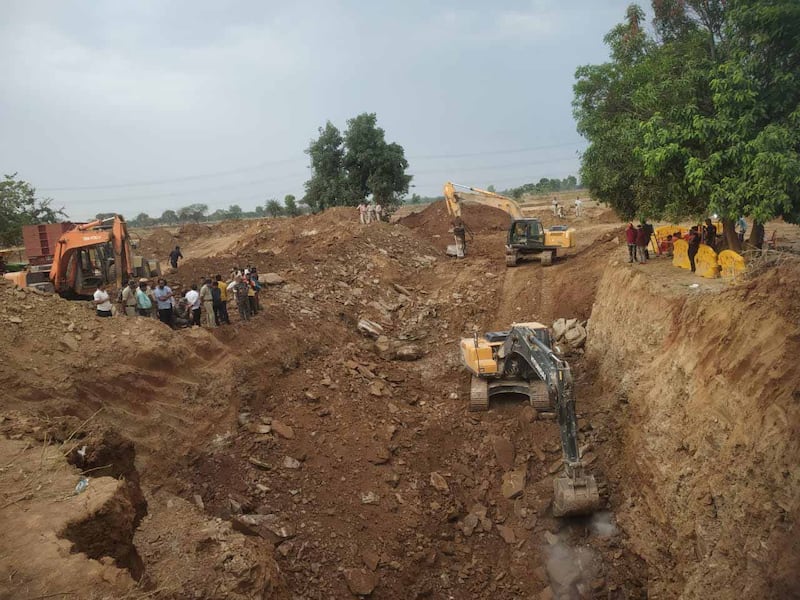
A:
468;376;489;411
529;380;553;411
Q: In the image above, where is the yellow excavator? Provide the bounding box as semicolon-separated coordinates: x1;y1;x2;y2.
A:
444;182;576;266
460;322;601;517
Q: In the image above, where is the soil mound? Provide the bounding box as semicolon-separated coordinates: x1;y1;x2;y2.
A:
139;227;178;258
399;199;510;247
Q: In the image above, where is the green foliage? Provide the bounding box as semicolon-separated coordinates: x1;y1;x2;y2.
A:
0;173;65;247
575;0;800;226
160;209;179;224
131;212;153;227
266;199;284;218
177;203;208;223
303;113;411;212
284;194;300;217
501;176;580;199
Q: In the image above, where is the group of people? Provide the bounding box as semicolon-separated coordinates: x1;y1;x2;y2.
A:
357;202;384;224
551;197;583;218
92;265;263;327
625;222;657;264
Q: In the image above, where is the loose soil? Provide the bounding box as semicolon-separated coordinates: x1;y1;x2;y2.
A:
1;200;798;599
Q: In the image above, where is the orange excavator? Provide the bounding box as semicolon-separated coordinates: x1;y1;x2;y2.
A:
4;215;160;298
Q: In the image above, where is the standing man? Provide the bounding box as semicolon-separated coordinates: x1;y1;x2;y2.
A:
703;218;717;251
452;217;467;259
642;220;655;259
374;202;383;222
367;201;377;224
358;202;368;225
230;275;251;322
574;197;583;217
120;279;138;316
551;197;558;216
154;278;174;327
93;282;113;318
185;283;201;327
169;246;184;270
687;226;701;272
214;274;231;324
635;224;649;264
737;216;747;244
625;223;637;263
199;278;215;328
135;280;153;317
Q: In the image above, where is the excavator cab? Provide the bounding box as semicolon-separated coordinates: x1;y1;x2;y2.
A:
508;219;545;246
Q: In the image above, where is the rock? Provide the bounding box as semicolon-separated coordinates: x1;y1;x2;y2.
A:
282;456;301;469
564;324;587;349
539;586;555;600
501;470;526;499
193;493;204;510
565;317;578;330
429;471;450;493
271;420;295;439
395;344;423;361
248;423;272;434
462;513;479;537
60;333;79;352
8;316;22;324
358;319;384;338
552;318;567;340
497;524;516;544
248;456;271;470
374;335;391;353
237;413;251;426
262;272;284;285
492;436;515;471
368;380;384;397
361;491;380;505
520;406;539;423
392;282;413;296
344;568;378;596
232;514;295;545
362;549;381;571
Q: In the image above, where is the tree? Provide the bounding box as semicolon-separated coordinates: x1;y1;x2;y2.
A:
227;204;243;220
575;0;800;250
266;199;284;218
254;205;265;216
160;209;179;225
303;121;347;212
284;194;300;217
410;193;422;205
343;113;411;206
302;114;412;211
0;173;65;246
132;212;153;227
177;203;208;223
487;185;496;193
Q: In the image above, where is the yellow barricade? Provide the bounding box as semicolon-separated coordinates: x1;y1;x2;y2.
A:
695;244;720;278
672;239;690;270
718;250;747;279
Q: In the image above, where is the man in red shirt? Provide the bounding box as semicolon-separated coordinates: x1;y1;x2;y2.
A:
625;223;637;263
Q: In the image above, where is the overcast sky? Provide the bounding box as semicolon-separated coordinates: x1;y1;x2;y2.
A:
1;0;635;220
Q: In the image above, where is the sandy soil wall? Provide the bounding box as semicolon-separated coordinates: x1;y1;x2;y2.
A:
587;261;800;598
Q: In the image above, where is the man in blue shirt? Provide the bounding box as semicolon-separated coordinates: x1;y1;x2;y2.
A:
154;278;174;327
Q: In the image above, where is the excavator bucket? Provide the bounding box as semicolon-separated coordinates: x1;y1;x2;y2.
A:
552;474;601;517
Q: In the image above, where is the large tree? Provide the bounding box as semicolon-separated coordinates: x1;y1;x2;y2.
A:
284;194;300;217
302;114;411;212
0;173;65;246
574;0;800;250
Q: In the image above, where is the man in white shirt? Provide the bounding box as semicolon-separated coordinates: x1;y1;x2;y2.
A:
358;203;368;224
93;282;113;317
574;198;583;217
374;203;383;222
184;283;201;327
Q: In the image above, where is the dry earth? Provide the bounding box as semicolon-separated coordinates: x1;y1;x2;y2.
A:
1;197;798;599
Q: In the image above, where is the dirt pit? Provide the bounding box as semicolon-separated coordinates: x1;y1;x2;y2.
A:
1;202;798;599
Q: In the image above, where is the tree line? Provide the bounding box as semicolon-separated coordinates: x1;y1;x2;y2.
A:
574;0;799;250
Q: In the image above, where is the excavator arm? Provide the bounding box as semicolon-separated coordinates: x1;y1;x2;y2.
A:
444;182;525;220
497;326;600;516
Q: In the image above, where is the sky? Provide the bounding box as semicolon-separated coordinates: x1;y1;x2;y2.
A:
0;0;637;220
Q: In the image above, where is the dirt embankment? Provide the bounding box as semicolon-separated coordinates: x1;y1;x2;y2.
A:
587;259;800;598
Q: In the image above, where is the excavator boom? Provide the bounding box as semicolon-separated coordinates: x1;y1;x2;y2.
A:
444;182;525;220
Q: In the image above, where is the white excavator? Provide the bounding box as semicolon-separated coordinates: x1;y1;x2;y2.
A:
444;182;576;266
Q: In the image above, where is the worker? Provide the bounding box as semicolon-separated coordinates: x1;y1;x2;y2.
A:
214;274;230;324
245;275;257;315
635;224;648;264
659;234;674;257
557;204;565;218
173;298;192;329
641;220;655;259
625;223;637;263
358;203;368;225
250;267;261;313
368;201;377;224
737;216;747;244
93;282;113;318
120;279;138;317
574;197;583;217
229;275;251;321
374;203;383;222
135;279;153;317
452;217;466;259
199;278;215;328
551;197;558;216
169;245;184;269
154;278;174;327
687;226;701;272
185;283;201;327
703;218;717;250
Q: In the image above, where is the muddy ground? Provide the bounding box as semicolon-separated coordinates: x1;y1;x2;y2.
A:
0;197;798;599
